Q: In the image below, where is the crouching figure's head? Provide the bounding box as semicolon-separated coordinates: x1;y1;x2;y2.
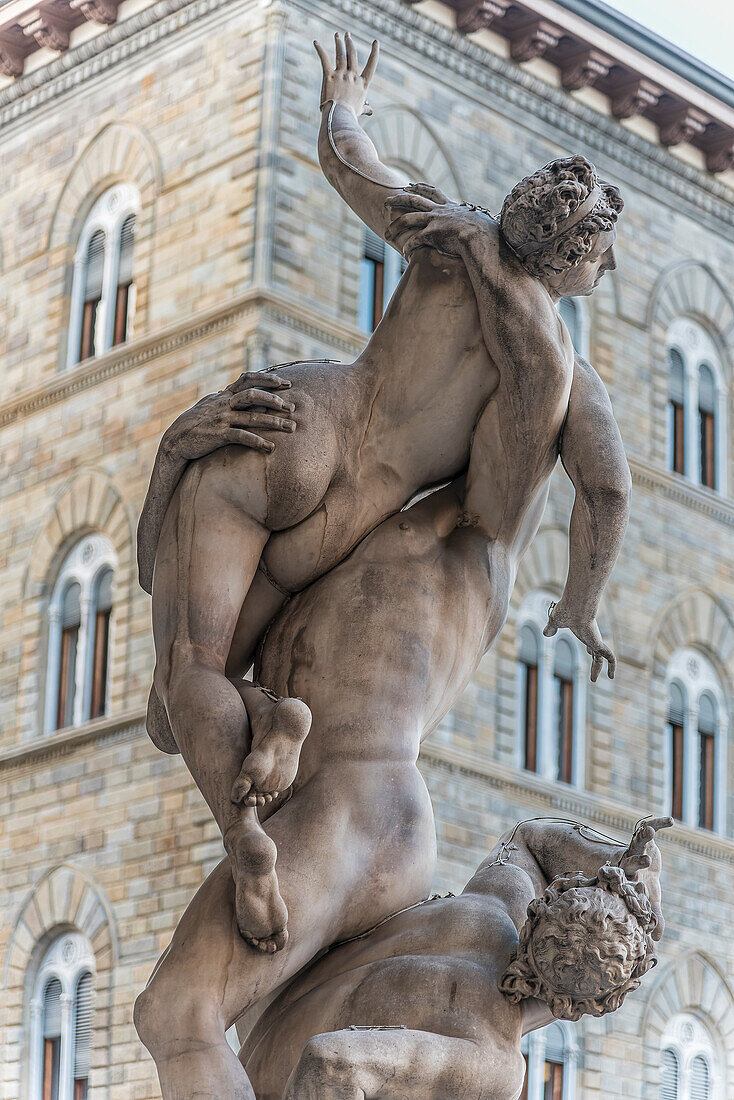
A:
499;864;658;1021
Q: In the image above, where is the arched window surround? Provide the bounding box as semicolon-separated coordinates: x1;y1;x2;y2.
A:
664;648;728;835
659;1013;723;1100
521;1021;578;1100
45;535;117;734
66;183;140;369
515;591;587;788
28;931;95;1100
666;318;727;494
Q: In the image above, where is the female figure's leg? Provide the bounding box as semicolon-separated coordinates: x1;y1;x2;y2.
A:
151;457;309;946
134;762;436;1100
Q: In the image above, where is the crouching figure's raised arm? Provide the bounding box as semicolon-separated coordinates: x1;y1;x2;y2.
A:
544;353;632;681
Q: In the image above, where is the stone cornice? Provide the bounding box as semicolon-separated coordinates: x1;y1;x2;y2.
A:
629;457;734;529
413;0;734;174
419;741;734;865
0;0;729;229
0;288;364;431
0;0;252;130
6;713;729;867
0;708;146;771
332;0;734;232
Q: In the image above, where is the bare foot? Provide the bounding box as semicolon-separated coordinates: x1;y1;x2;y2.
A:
224;820;289;952
231;690;312;807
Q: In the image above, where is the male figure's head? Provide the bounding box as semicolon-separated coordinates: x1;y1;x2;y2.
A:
500;155;623;300
499;864;657;1021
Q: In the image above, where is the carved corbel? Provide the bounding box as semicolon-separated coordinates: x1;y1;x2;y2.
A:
509;19;562;64
658;104;709;147
560;47;612;91
455;0;510;35
0;30;31;77
609;76;662;120
702;132;734;174
19;6;76;51
69;0;121;25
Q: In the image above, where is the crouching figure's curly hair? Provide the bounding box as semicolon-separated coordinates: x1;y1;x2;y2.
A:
500;155;623;279
499;864;657;1021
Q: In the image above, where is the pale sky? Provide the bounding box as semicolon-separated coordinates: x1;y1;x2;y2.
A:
604;0;734;82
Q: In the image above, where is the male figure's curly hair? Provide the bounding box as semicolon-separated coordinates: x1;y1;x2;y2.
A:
500;155;623;279
499;865;657;1021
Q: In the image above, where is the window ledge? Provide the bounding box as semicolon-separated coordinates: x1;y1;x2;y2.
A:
630;458;734;527
0;286;365;431
419;740;733;863
0;708;146;771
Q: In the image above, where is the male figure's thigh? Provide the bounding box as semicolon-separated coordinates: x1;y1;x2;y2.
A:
142;765;433;1025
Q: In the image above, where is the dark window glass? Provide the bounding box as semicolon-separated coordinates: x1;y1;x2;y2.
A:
79;230;105;363
90;569;113;720
668;682;685;821
668;348;685;475
113;214;136;347
56;582;81;730
519;626;539;773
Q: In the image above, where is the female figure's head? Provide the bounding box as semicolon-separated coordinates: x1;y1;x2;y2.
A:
500;155;623;299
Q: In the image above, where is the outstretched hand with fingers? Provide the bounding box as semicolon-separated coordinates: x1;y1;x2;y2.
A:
615;816;673;940
544;599;616;682
314;32;379;117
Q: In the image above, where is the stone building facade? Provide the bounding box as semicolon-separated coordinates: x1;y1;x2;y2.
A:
1;0;733;1096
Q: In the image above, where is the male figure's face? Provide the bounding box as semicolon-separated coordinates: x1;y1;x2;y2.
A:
545;227;617;300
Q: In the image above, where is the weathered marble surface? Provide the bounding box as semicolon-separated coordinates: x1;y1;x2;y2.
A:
132;33;653;1100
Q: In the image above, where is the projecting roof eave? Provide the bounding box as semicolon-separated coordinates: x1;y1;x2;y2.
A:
421;0;734;174
552;0;734;110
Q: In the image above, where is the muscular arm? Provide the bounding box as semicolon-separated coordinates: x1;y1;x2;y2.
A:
315;35;418;241
318;102;406;240
457;237;573;553
545;354;631;665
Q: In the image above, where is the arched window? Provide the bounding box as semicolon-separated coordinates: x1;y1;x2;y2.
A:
690;1056;711;1100
67;183;140;368
358;227;407;332
665;319;726;493
516;592;586;787
660;1014;719;1100
664;650;728;833
57;582;81;732
29;932;95;1100
45;536;116;733
521;1021;578;1099
553;639;576;785
697;693;717;831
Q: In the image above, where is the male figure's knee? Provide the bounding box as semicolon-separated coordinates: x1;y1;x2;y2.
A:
134;969;223;1058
